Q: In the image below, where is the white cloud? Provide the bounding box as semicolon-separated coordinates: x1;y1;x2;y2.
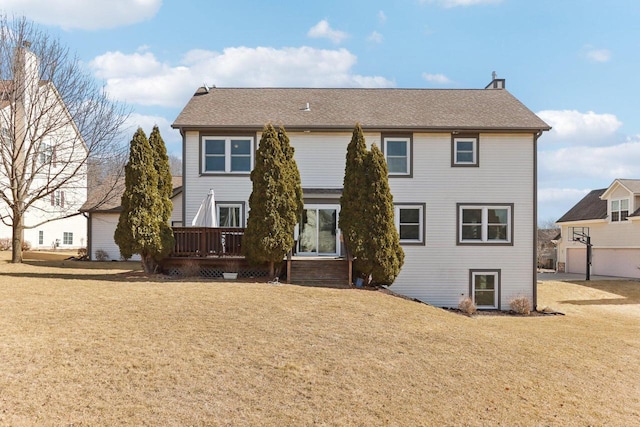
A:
537;110;622;146
537;188;592;223
539;137;640;183
583;46;611;63
420;0;502;7
307;20;348;44
368;31;384;43
538;188;591;204
90;46;395;107
422;73;452;85
0;0;161;30
378;11;387;24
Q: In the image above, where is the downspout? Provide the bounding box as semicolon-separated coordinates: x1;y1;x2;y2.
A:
533;129;543;310
82;211;91;260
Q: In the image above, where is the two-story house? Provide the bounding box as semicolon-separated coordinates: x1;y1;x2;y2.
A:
556;178;640;278
0;43;87;250
172;80;549;309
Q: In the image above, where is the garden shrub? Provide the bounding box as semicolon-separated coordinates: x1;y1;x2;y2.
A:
458;297;476;315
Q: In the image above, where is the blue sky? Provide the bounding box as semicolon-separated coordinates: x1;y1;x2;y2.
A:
2;0;640;224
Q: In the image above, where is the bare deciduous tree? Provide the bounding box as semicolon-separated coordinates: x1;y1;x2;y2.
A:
0;16;129;263
168;153;182;177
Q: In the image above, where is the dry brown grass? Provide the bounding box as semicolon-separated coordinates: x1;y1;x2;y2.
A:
1;252;639;426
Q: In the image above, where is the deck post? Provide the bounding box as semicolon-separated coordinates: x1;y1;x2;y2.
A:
199;228;206;256
286;250;292;283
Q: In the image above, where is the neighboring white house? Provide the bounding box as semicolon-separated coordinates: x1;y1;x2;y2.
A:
172;80;550;309
80;176;183;261
556;178;640;278
0;43;87;250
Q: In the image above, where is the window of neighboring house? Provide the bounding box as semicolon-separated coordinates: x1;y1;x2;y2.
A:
39;144;56;167
1;128;10;146
202;137;253;173
383;136;411;176
63;232;73;245
51;190;65;208
452;135;478;166
38;230;43;245
458;204;512;244
470;270;500;309
611;199;629;222
217;204;243;227
394;204;425;244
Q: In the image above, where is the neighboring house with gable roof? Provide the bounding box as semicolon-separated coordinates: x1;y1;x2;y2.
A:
80;176;183;261
556;179;640;278
171;78;550;310
0;43;87;250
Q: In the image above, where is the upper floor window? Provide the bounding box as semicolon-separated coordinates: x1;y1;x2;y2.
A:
1;128;10;146
51;190;65;208
39;143;56;167
458;204;513;245
611;199;629;222
202;137;253;174
383;136;411;176
452;135;478;166
394;204;425;244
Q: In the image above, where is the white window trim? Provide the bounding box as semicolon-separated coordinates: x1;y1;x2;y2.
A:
217;203;244;228
458;204;512;244
201;137;254;174
610;198;629;222
470;270;500;309
383;137;411;176
394;204;425;244
453;137;478;165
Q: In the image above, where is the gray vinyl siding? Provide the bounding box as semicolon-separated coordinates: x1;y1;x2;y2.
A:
387;133;535;308
183;130;535;308
89;213;140;261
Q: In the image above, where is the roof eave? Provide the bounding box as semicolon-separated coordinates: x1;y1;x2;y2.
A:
555;218;607;225
171;124;551;133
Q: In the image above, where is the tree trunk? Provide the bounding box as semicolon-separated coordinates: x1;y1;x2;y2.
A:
141;252;158;274
268;261;275;278
11;210;24;263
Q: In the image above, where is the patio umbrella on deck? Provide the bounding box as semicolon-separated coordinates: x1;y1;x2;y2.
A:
191;189;217;227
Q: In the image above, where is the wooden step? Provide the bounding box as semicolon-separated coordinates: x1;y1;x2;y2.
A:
289;258;350;288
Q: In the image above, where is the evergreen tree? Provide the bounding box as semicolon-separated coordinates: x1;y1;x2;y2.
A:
243;123;298;276
114;128;166;273
358;144;405;285
339;123;369;264
278;125;304;223
148;125;175;260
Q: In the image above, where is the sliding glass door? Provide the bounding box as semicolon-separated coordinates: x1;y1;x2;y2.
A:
298;205;340;256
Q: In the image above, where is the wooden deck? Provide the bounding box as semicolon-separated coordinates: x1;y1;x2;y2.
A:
166;227;352;287
172;227;244;257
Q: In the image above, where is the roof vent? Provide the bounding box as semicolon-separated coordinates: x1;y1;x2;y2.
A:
485;71;505;89
300;102;311;111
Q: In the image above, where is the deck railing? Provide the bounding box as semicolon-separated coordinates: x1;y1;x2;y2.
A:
171;227;245;257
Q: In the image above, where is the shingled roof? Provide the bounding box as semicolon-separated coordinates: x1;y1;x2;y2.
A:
172;87;550;132
81;176;183;213
556;189;608;223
